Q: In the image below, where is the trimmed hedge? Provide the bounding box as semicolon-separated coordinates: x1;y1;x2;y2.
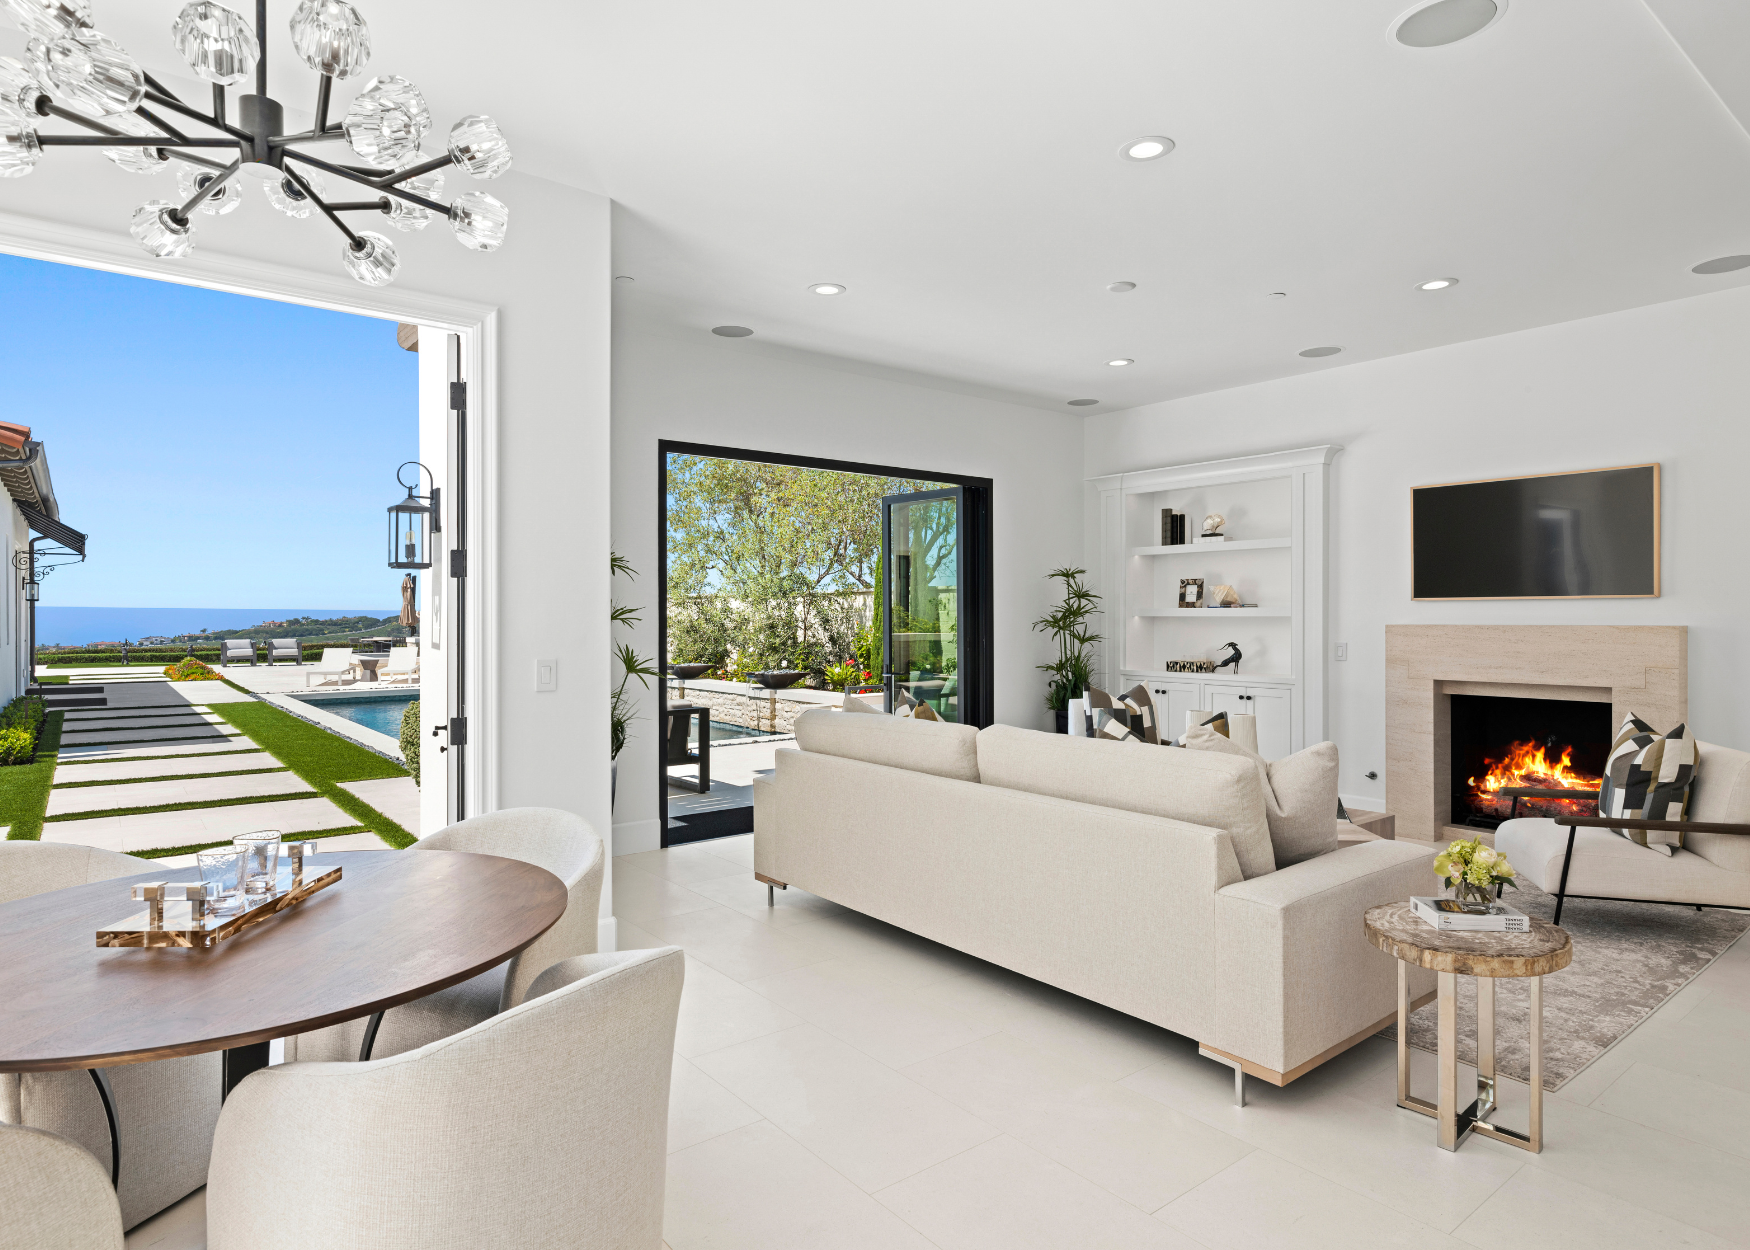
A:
400;699;420;787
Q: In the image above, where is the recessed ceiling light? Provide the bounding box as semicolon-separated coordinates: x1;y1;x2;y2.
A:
1119;136;1175;162
1393;0;1503;48
1416;277;1459;290
1692;255;1750;275
1067;399;1099;407
711;326;754;337
1107;281;1136;293
1299;346;1343;358
1107;358;1134;367
1267;292;1288;300
808;283;846;295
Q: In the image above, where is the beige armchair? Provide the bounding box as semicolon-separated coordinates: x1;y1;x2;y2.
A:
0;843;221;1231
208;948;684;1250
287;806;604;1062
0;1123;123;1250
1496;739;1750;924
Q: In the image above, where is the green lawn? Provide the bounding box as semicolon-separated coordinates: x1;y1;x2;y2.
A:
208;702;415;848
0;711;63;840
36;675;68;685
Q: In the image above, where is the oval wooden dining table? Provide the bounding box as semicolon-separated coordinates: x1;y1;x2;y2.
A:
0;849;568;1185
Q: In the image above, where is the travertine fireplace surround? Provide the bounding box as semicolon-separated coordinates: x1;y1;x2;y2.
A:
1385;625;1687;842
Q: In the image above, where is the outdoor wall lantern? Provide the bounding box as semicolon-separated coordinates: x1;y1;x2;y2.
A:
0;0;514;286
23;579;38;602
387;460;438;571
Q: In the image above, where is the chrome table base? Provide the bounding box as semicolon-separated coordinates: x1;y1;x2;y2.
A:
1395;961;1543;1153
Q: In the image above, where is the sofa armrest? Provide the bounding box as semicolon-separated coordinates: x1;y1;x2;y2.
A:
1210;840;1439;1075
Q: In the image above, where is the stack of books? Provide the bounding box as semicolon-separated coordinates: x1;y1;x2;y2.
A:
1160;509;1187;545
1410;896;1530;933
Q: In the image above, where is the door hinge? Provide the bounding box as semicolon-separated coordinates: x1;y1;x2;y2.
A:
449;380;467;413
449;549;467;578
448;716;467;747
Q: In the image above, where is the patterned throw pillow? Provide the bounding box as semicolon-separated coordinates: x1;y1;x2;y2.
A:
1092;707;1139;742
1599;715;1698;855
1118;684;1159;745
895;693;941;722
1199;711;1230;738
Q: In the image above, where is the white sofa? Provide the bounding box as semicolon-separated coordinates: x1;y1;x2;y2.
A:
1496;737;1750;922
753;711;1437;1097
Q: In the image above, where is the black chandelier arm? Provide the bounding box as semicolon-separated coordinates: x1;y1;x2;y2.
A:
283;163;362;249
38;103;132;138
283;148;449;214
134;105;190;146
34;134;237;147
378;153;454;187
140;72;186;108
167;149;232;172
173;157;242;220
212;84;226;129
143;88;253;144
255;0;268;99
328;199;392;213
313;74;332;135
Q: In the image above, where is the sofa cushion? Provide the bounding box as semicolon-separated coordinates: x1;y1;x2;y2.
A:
1600;715;1698;855
1687;741;1750;874
794;707;979;782
1495;816;1749;908
1183;726;1340;866
976;724;1276;878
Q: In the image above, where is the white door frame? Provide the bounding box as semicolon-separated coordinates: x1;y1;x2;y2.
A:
0;209;501;821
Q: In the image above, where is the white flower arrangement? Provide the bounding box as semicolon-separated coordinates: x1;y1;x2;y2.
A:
1433;837;1517;904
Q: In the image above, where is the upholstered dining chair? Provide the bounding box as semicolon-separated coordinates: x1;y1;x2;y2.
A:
0;843;221;1231
208;947;684;1250
287;806;604;1063
1496;738;1750;924
0;1123;124;1250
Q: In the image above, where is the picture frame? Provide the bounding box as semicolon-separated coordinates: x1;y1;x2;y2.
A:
1179;578;1204;609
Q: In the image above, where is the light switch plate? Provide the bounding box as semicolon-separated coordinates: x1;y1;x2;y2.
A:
535;658;558;692
1335;643;1348;661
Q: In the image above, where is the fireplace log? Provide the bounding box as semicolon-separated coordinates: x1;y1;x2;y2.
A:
1499;786;1601;821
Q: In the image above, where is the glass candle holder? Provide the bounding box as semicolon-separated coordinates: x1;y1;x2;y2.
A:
234;831;283;897
195;847;247;915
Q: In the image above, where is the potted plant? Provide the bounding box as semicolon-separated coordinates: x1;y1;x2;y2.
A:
1032;567;1102;733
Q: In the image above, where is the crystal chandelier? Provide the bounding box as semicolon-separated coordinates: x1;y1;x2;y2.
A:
0;0;512;286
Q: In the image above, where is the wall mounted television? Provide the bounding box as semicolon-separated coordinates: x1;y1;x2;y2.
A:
1412;463;1659;600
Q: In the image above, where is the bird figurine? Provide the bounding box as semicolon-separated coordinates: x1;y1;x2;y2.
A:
1215;641;1242;674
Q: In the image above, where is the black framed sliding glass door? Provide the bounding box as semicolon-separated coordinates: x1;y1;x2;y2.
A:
882;486;979;723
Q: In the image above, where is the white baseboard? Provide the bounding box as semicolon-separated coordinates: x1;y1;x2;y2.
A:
612;817;662;855
598;916;618;952
1340;791;1387;813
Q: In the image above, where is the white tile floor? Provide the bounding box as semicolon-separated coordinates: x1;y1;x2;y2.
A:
125;833;1750;1249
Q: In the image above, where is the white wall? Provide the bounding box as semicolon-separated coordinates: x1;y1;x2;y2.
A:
0;157;613;863
1084;285;1750;809
611;327;1084;853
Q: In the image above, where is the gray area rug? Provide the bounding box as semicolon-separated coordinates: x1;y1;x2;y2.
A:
1378;881;1749;1090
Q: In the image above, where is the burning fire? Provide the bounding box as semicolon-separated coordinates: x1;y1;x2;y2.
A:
1467;740;1601;820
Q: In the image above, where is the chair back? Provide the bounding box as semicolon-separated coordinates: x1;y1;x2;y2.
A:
318;648;353;667
1688;740;1750;874
0;841;143;905
0;1124;124;1250
221;639;252;659
269;637;297;653
207;948;683;1250
415;807;605;1008
382;646;415;671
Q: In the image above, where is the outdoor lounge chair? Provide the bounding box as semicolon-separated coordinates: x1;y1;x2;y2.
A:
266;638;302;665
219;639;256;666
376;646;418;686
304;648;357;688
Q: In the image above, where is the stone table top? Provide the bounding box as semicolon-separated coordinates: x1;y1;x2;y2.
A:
1364;902;1572;978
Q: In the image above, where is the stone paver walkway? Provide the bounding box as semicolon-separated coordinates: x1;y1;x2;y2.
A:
46;768;302;817
46;796;358;854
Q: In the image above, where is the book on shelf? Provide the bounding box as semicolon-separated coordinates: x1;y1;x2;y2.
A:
1410;896;1530;933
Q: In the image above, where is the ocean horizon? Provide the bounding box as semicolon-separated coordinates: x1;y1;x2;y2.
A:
35;607;398;647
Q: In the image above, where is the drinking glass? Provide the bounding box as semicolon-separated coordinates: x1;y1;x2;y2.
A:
234;831;283;897
195;847;246;915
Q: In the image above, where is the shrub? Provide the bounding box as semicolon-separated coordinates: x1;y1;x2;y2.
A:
0;695;43;736
164;657;222;681
0;725;33;766
400;699;421;787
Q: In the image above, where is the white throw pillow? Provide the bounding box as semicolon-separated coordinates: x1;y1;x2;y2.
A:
1183;724;1339;865
840;691;882;714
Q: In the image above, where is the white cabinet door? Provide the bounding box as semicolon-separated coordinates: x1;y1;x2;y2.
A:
1146;680;1200;743
1204;683;1249;724
1247;686;1292;760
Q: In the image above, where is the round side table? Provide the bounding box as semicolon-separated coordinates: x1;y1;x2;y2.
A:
1364;902;1571;1153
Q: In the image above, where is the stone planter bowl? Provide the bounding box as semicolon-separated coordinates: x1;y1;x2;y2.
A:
750;670;808;689
669;664;714;680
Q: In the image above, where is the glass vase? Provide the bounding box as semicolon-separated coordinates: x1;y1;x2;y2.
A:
1449;879;1495;914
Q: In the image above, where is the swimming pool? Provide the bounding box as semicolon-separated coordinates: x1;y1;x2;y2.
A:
312;694;416;738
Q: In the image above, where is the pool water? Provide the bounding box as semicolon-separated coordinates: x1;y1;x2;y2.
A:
318;695;416;737
709;722;779;742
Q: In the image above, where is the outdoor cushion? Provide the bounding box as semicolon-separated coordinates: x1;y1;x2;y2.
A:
975;724;1276;879
793;706;979;782
840;690;882;714
1183;725;1339;866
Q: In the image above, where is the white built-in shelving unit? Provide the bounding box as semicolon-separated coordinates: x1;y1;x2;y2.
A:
1090;445;1338;759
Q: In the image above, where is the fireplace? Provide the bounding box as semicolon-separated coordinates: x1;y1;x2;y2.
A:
1449;694;1611;830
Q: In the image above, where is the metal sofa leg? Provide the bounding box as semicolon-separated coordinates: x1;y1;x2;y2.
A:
754;872;787;908
1197;1047;1246;1107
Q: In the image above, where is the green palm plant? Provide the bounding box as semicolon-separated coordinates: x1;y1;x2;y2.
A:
611;552;660;760
1032;567;1102;712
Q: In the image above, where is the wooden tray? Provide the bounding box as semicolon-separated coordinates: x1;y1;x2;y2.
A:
96;845;341;950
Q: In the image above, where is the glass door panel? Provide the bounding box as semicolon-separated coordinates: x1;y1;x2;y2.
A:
882;487;964;722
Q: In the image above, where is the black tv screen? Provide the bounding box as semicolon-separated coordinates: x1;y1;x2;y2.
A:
1413;464;1659;599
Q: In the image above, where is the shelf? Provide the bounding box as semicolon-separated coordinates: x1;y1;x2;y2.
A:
1130;537;1292;556
1134;608;1290;618
1124;669;1295;686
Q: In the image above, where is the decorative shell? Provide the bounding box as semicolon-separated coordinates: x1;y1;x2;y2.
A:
1202;513;1225;535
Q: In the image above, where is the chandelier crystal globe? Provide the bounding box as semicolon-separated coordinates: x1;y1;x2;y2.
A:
2;0;512;284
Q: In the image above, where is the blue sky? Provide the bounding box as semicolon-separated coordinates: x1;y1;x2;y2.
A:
2;252;417;610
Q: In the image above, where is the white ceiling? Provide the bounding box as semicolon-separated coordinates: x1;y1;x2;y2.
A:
71;1;1750;411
